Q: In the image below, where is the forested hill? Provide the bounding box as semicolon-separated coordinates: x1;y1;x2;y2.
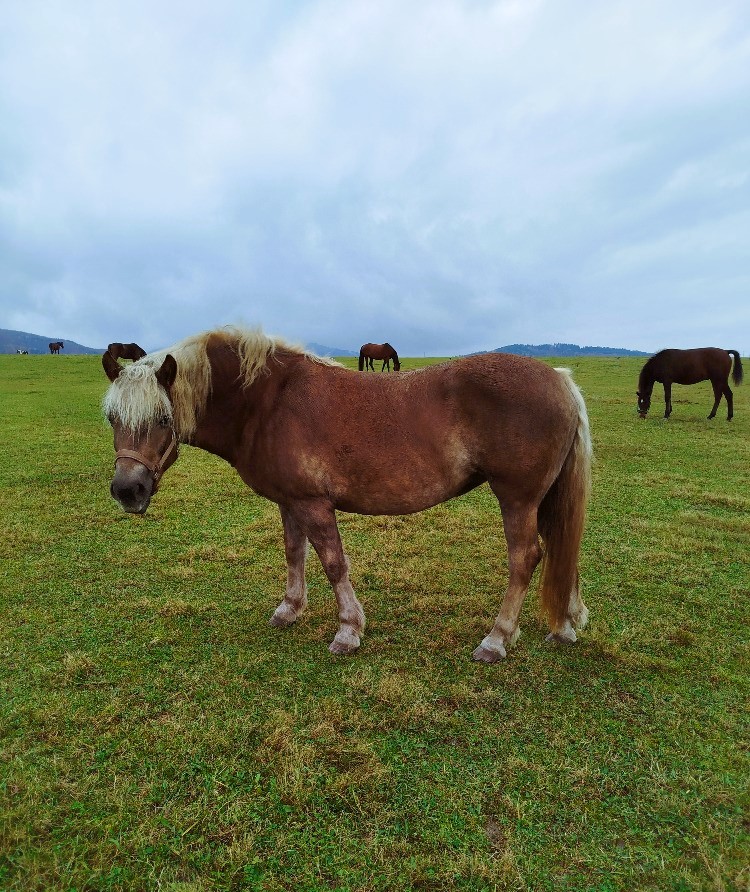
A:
488;343;650;357
0;329;103;354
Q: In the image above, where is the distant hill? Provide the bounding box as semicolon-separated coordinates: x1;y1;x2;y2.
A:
0;328;103;355
306;342;358;357
486;343;650;357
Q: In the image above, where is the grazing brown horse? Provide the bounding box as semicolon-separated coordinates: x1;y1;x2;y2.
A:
359;342;401;371
637;348;743;420
49;341;64;354
108;342;147;362
102;327;591;662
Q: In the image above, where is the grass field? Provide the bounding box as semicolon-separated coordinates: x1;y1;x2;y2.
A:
1;352;748;892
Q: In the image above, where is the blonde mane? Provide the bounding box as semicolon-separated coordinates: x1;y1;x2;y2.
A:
103;326;338;439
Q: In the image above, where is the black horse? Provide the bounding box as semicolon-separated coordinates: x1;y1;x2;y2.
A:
108;342;147;362
637;348;743;420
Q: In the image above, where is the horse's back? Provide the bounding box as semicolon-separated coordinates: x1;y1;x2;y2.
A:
654;347;732;383
302;353;576;465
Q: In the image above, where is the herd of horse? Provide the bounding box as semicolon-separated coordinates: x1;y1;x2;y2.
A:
98;330;743;663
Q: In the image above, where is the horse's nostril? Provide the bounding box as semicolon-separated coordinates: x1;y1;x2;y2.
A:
112;481;141;504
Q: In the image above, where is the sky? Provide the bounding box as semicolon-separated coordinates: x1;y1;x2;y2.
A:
1;0;749;356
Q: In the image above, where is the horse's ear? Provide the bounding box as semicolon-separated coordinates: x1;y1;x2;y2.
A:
156;354;177;391
102;350;123;382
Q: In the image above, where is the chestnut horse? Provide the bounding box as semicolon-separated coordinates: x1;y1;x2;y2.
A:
108;342;147;362
49;342;64;354
102;327;591;662
359;342;401;371
637;348;743;420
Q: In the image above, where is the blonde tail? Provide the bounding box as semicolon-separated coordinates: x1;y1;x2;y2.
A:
537;370;592;632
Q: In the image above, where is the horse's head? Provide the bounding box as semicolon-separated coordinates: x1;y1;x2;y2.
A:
393;358;401;371
636;390;651;418
102;351;179;514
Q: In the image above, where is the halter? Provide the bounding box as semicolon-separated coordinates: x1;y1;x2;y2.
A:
115;428;178;486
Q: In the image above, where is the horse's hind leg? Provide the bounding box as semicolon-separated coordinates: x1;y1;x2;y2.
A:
708;380;723;419
546;571;588;644
290;500;365;654
472;502;542;663
723;383;734;420
270;506;309;627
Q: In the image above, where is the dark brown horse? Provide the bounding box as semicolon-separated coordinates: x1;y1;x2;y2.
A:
359;342;401;371
102;327;591;662
637;348;743;420
108;342;147;362
49;341;64;354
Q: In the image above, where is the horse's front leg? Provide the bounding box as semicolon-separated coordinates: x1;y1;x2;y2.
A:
663;382;672;418
270;506;309;628
290;500;366;654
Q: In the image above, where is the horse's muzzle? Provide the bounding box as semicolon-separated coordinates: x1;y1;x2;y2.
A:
110;463;154;514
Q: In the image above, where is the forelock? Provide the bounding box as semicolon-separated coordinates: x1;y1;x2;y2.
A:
102;359;173;432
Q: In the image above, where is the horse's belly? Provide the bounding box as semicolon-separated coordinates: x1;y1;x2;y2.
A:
332;461;480;516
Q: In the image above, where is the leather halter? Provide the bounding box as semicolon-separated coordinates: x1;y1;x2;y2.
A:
115;429;178;486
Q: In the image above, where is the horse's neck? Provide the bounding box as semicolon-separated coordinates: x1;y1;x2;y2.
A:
190;345;285;464
639;363;657;392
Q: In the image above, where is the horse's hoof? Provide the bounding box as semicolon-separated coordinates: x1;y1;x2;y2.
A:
546;628;577;645
329;630;361;655
472;643;506;663
269;605;298;628
269;614;293;628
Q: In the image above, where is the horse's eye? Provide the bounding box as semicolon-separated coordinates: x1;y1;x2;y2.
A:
157;416;170;428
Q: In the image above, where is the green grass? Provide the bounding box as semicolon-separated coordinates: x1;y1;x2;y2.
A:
1;353;748;891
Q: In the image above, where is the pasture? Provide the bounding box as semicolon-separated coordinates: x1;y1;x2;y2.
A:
1;352;748;891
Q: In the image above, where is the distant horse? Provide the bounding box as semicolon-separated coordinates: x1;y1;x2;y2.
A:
16;349;28;355
49;342;64;354
108;342;147;362
102;327;592;662
637;348;743;420
358;342;401;371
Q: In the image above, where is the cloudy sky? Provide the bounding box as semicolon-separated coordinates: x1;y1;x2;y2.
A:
2;0;749;355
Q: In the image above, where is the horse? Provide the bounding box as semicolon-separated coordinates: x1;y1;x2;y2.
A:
107;342;147;362
49;342;64;354
358;342;401;371
102;326;592;662
637;348;743;420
